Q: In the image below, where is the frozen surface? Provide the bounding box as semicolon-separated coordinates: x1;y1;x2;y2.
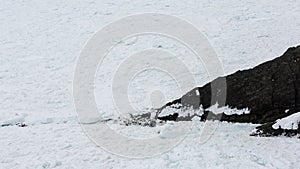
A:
1;121;300;169
273;112;300;130
1;0;300;168
1;0;300;121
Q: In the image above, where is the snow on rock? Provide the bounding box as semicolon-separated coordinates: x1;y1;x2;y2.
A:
272;112;300;130
191;115;201;122
0;113;27;127
195;89;200;96
205;103;250;115
158;104;204;118
161;46;300;124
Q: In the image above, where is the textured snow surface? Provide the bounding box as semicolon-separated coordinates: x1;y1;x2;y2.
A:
1;0;300;121
1;0;300;168
272;112;300;130
1;121;300;169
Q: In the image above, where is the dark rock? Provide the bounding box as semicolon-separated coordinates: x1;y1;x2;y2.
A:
251;121;300;137
17;122;27;127
149;120;156;127
158;113;179;121
122;113;158;127
158;46;300;124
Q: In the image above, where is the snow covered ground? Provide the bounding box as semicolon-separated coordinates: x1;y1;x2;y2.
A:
1;0;300;168
1;121;300;169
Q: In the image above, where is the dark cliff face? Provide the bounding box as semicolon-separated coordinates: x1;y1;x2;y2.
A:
159;46;300;124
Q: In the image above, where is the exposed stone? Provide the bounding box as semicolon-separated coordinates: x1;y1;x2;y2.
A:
158;46;300;124
158;113;179;121
251;122;300;137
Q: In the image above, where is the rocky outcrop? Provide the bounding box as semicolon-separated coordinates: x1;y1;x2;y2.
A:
158;46;300;124
251;112;300;137
250;122;300;138
158;113;179;121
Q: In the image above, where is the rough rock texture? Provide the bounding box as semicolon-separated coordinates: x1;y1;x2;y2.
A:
250;122;300;137
158;113;179;121
158;46;300;124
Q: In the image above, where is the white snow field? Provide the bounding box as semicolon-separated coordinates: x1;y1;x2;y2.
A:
1;0;300;168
